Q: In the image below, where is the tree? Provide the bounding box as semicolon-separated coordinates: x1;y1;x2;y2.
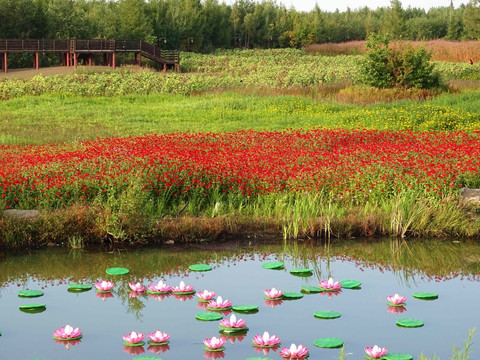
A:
463;0;480;40
359;35;442;89
382;0;405;39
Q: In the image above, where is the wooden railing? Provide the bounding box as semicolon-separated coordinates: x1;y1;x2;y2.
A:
0;39;180;65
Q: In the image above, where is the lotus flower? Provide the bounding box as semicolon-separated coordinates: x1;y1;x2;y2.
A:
219;314;247;328
148;281;171;293
387;293;407;305
197;289;216;302
319;277;342;290
53;324;82;340
129;282;146;293
207;296;232;309
264;288;283;300
279;343;309;358
95;280;114;292
203;336;226;350
172;281;195;293
365;345;388;358
252;331;281;347
123;331;145;345
148;330;170;344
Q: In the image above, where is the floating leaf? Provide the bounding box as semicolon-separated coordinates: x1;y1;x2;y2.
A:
195;312;223;321
206;305;232;311
232;305;259;313
412;292;438;300
18;290;44;298
19;303;46;310
53;335;82;341
171;290;195;295
290;269;313;277
301;286;323;294
396;318;424;328
203;346;224;352
219;325;248;333
146;290;170;295
68;284;92;291
124;341;145;347
147;340;169;346
382;353;414;360
261;261;284;270
314;337;344;348
282;292;303;300
189;264;212;272
313;310;341;319
339;280;362;289
105;267;129;275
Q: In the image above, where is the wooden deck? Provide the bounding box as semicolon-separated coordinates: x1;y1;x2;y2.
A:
0;39;180;73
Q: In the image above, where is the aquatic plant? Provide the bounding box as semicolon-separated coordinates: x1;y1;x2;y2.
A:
264;288;283;300
279;343;309;358
197;290;216;302
128;282;146;293
147;330;170;345
203;336;226;350
53;324;82;340
387;293;407;305
207;296;232;310
94;280;114;292
252;331;281;347
319;277;342;291
219;314;246;329
364;345;388;358
123;331;145;345
147;281;171;293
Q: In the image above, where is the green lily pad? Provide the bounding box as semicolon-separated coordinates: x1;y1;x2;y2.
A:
301;286;323;294
339;280;362;289
53;335;83;341
146;290;170;295
232;305;259;313
19;306;46;314
196;312;223;321
19;303;46;310
106;267;130;275
206;305;232;311
396;318;424;328
261;261;284;270
252;342;280;348
412;292;438;300
387;302;406;307
203;346;225;352
68;284;92;291
147;340;169;346
314;310;341;319
314;337;344;348
282;292;304;300
290;269;313;277
189;264;212;272
133;357;164;360
219;329;249;336
124;341;145;347
382;353;414;360
18;290;44;298
219;325;249;333
172;290;195;295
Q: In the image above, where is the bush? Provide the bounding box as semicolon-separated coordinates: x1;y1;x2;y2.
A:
359;35;443;90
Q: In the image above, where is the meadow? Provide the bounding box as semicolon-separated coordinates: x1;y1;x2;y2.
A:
2;46;480;249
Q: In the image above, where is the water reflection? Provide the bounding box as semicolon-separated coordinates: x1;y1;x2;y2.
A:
173;294;195;302
264;299;284;308
54;339;82;350
320;289;342;299
387;305;408;314
95;292;114;301
148;293;170;302
148;344;170;354
122;345;145;355
203;350;225;359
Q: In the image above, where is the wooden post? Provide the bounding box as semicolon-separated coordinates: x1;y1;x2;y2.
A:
73;53;78;68
33;52;39;69
2;52;7;73
66;53;70;67
137;53;141;66
162;63;167;73
112;53;116;70
88;54;92;66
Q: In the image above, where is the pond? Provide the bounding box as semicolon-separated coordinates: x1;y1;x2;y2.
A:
0;238;479;360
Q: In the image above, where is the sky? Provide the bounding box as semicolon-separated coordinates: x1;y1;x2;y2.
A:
224;0;467;13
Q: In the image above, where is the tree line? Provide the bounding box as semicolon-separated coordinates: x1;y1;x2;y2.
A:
1;0;480;52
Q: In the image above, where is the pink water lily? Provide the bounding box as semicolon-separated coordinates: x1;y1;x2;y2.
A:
203;336;226;350
387;293;407;305
148;281;171;293
148;330;170;344
123;331;145;345
319;277;342;290
172;281;194;293
365;345;388;358
264;288;283;299
207;296;232;309
252;331;281;347
279;343;309;358
197;289;216;301
53;324;82;340
128;282;146;293
219;314;247;328
95;280;114;292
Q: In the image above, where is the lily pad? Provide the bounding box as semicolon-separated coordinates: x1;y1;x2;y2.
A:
146;290;171;295
412;292;438;300
232;305;259;313
53;335;83;341
68;284;92;291
339;280;362;289
314;337;344;348
387;302;406;307
18;290;44;298
206;305;232;311
172;290;195;295
261;261;284;270
19;306;46;314
314;310;341;319
252;342;280;348
124;341;145;347
219;325;249;333
282;292;303;300
189;264;212;272
290;269;313;277
203;346;225;352
396;318;424;328
106;267;129;275
301;286;323;294
219;329;249;336
382;353;414;360
147;340;169;346
196;312;223;321
19;303;46;310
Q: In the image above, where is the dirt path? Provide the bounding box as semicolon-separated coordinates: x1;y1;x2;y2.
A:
0;66;114;80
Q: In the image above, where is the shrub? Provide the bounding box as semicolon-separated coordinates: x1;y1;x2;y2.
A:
359;35;443;90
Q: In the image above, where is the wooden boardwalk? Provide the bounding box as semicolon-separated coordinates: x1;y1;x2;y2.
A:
0;39;180;73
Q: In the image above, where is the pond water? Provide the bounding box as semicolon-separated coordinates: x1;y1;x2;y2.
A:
0;239;479;360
